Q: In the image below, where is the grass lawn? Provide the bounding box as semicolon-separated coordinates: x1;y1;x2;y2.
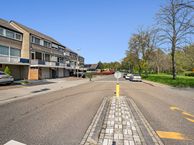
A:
142;74;194;88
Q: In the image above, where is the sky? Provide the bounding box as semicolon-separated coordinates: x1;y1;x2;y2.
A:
1;0;164;64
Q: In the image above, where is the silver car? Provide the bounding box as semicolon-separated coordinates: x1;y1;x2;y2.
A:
0;71;14;84
125;73;132;80
129;74;142;82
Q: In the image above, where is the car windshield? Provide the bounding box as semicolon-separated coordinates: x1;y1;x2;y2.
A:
133;74;140;76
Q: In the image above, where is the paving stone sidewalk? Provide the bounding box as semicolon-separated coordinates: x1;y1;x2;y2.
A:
0;76;106;105
81;96;164;145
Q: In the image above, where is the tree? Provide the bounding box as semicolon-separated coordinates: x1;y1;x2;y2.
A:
182;45;194;70
126;28;158;75
98;61;104;69
178;0;194;9
148;48;165;74
97;61;121;71
4;66;11;76
156;0;194;79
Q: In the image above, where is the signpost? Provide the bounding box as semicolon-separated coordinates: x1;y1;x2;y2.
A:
114;71;121;97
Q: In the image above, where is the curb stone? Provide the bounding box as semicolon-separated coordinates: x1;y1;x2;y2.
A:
127;97;164;145
80;97;108;145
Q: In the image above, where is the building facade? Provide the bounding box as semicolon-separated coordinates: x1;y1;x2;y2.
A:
0;18;85;80
0;19;29;80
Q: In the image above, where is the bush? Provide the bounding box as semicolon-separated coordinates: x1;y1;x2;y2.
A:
4;66;11;76
20;80;30;85
144;74;194;87
185;72;194;77
85;72;93;81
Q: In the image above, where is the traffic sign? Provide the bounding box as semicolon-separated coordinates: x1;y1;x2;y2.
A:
114;71;122;79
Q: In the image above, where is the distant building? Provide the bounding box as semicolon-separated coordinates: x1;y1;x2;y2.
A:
0;18;85;80
85;64;99;71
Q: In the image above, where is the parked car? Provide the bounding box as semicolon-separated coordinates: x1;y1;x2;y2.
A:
125;73;132;80
129;74;142;82
123;73;127;78
75;72;86;78
0;71;14;84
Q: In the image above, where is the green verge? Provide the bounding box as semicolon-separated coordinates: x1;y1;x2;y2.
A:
142;74;194;88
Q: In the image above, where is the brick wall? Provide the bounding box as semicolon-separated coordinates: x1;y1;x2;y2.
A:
10;22;30;59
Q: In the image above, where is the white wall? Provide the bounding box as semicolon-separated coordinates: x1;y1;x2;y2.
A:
58;68;64;78
41;68;50;79
64;69;70;77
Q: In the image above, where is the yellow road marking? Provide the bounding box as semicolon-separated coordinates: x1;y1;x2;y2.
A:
182;112;194;118
170;106;182;111
185;117;194;123
156;131;189;140
170;106;194;123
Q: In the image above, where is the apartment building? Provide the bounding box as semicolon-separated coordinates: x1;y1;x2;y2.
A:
0;19;29;80
78;56;85;68
0;18;85;80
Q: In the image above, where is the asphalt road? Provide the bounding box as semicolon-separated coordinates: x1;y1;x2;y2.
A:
0;75;194;145
121;77;194;145
95;75;194;145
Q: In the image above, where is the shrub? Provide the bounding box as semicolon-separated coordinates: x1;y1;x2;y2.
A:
185;72;194;77
85;72;93;81
4;66;11;76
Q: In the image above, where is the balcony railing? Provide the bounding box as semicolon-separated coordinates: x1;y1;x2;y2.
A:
31;59;45;65
0;55;20;64
30;59;67;68
45;61;56;66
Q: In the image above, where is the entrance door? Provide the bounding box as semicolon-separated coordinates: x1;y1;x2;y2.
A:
51;69;56;78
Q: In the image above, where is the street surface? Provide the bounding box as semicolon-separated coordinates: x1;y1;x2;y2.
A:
0;75;194;145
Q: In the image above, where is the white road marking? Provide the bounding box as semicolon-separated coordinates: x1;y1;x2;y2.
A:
4;140;26;145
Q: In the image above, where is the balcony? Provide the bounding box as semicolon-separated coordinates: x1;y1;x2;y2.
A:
0;55;29;65
30;59;67;68
45;61;56;66
31;59;45;65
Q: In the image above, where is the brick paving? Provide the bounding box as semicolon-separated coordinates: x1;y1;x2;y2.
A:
81;96;164;145
98;96;144;145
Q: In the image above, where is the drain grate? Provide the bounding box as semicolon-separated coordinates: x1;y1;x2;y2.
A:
31;88;50;93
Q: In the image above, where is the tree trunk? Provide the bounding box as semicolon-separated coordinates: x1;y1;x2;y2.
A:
157;65;160;74
171;45;176;79
138;65;142;75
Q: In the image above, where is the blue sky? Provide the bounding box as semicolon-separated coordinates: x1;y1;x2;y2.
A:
1;0;164;64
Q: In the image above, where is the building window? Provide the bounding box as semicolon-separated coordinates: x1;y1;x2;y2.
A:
44;41;51;48
31;52;35;59
0;27;3;36
35;38;40;44
35;52;42;60
0;45;9;56
51;55;57;62
32;36;40;45
40;40;44;46
51;43;58;49
15;33;22;41
45;54;50;61
10;48;21;57
0;27;22;41
6;30;15;39
58;57;62;63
